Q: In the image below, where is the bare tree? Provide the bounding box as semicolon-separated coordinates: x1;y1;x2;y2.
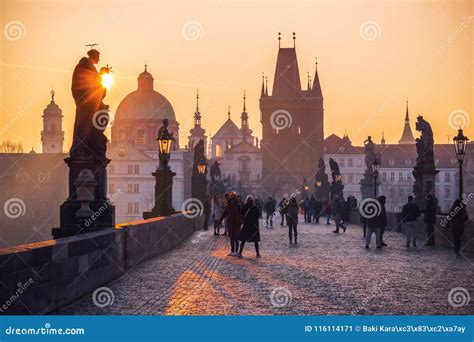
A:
0;140;24;153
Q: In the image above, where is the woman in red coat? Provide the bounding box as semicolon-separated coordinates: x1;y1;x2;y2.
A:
218;193;242;256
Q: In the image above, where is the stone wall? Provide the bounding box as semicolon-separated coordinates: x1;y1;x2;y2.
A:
0;213;202;315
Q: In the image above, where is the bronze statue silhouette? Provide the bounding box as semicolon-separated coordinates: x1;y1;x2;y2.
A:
70;49;109;158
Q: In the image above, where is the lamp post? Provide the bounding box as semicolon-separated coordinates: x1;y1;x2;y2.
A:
453;128;469;199
371;158;380;198
144;119;176;219
315;181;321;198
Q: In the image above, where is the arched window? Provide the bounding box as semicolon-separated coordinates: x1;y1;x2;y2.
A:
137;130;145;144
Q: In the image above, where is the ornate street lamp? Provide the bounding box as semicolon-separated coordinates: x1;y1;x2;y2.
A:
453;128;469;198
371;158;380;198
197;157;207;175
144;119;176;218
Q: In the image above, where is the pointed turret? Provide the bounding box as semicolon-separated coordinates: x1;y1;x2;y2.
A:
381;130;386;145
240;91;253;138
260;73;266;97
309;57;322;98
398;99;415;144
188;89;206;151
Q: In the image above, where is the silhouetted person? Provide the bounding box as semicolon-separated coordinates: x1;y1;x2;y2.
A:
423;194;437;246
218;193;242;256
314;198;322;223
401;196;421;248
377;196;388;247
287;197;299;244
264;197;276;228
211;193;221;235
333;200;346;233
303;197;311;223
279;197;287;226
446;199;469;256
238;195;261;258
309;196;316;222
324;200;332;225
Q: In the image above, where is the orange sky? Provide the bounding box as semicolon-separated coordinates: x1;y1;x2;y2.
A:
1;0;472;151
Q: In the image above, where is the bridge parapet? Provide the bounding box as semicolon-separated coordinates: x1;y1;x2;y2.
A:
0;212;202;314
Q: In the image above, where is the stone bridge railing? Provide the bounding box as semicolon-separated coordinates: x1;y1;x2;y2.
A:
0;213;204;315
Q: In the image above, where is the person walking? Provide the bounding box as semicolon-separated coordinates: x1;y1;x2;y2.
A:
211;194;222;235
314;198;322;224
238;195;261;258
324;199;332;225
279;197;287;226
264;196;276;228
203;195;211;230
401;195;421;248
423;194;437;246
303;197;311;223
446;199;469;256
221;192;230;236
309;196;316;223
333;200;347;233
218;193;242;256
377;196;388;247
287;197;299;244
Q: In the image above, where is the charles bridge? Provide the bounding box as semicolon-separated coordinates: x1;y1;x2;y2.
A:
0;211;472;315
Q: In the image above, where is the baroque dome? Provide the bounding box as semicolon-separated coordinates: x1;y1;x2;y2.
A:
114;67;176;122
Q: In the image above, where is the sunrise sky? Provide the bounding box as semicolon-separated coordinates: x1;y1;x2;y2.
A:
1;0;472;151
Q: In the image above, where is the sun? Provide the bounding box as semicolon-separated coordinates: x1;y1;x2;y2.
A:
101;73;114;89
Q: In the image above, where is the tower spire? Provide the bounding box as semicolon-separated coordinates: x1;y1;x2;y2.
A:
381;130;386;145
196;88;199;112
405;97;409;122
261;72;265;97
293;32;296;48
243;90;246;112
398;98;416;144
307;72;311;90
265;76;268;96
309;57;322;97
227;105;231;119
278;32;281;48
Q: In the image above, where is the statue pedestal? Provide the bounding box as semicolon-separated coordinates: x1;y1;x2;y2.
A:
52;156;115;239
360;174;379;199
143;168;176;219
192;174;208;204
413;166;438;208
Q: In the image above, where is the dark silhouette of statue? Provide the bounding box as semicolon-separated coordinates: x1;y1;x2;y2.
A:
328;158;344;201
364;136;376;170
158;118;175;170
328;158;341;182
70;49;109;158
315;157;330;199
210;161;221;182
414;116;435;170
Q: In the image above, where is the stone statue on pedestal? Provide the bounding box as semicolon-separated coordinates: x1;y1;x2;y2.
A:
360;136;382;199
53;49;115;239
329;158;344;201
315;158;330;200
413;116;438;207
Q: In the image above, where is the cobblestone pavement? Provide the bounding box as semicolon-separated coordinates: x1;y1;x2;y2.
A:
57;220;474;315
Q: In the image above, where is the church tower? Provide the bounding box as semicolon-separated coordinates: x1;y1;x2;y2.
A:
188;89;207;153
398;99;415;145
41;90;64;154
260;33;324;197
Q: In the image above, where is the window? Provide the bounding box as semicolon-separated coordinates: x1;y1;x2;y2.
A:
348;159;353;167
339;159;345;167
128;184;133;193
390;188;395;197
382;172;387;181
109;165;115;174
348;175;353;184
134;184;139;193
399;172;403;181
109;183;115;193
444;173;451;182
390;172;395;181
134;165;139;174
215;144;222;157
297;126;301;135
356;158;363;167
127;202;139;214
128;165;133;174
119;148;126;157
137;130;145;144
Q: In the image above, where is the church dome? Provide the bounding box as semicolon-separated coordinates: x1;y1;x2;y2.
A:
114;67;176;122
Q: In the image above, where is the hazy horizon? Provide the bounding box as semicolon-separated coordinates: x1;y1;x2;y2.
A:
1;0;472;151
